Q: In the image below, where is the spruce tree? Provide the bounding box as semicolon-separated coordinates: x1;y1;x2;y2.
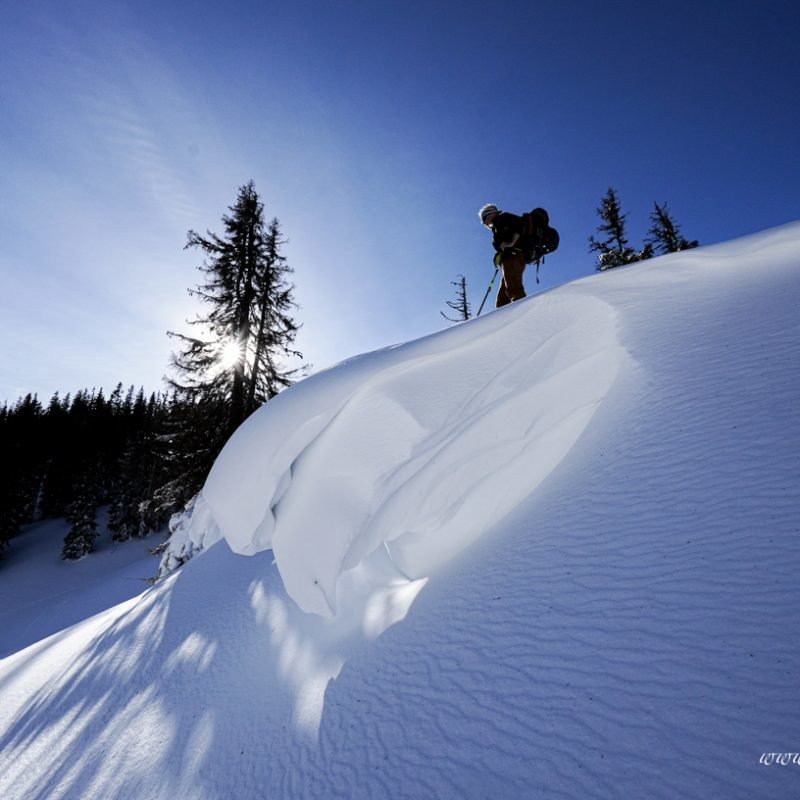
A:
243;217;303;411
108;441;147;542
589;187;652;270
161;182;303;515
646;202;699;254
441;275;471;322
109;391;171;540
62;469;100;560
41;391;90;518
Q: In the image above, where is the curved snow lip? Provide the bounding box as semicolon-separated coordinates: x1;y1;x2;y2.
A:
197;290;629;617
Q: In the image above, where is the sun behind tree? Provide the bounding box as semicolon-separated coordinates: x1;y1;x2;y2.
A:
157;181;305;518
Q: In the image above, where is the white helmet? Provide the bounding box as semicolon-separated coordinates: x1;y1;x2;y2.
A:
479;204;499;225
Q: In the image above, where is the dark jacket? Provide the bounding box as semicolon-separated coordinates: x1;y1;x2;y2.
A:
489;212;529;254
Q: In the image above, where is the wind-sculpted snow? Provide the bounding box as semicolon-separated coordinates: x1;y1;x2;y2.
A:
196;292;628;616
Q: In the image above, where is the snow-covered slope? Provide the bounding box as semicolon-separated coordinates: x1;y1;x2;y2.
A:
2;223;799;800
0;514;157;659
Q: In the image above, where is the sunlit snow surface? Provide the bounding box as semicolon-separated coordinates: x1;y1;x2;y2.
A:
195;286;628;616
2;223;800;800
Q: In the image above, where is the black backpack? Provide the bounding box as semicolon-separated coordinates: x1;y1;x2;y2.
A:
522;208;559;281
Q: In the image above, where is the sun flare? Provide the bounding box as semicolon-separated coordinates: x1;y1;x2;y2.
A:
219;339;244;369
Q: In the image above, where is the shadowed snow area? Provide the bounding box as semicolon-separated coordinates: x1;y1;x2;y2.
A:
1;223;799;800
198;288;628;616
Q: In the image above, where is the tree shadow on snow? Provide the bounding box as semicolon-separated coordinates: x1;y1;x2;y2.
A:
0;539;427;800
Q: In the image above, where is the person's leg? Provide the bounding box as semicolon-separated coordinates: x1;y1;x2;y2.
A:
495;280;511;307
500;250;527;302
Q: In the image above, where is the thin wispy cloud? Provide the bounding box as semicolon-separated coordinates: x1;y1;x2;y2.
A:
49;31;206;231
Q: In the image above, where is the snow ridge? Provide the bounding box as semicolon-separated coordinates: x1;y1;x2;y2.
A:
196;291;628;616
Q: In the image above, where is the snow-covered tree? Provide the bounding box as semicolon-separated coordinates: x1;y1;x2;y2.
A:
589;187;652;270
646;201;699;254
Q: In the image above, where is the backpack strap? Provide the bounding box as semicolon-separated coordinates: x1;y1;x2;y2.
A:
535;254;546;284
523;212;533;238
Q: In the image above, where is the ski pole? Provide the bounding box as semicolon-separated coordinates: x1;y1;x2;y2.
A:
476;266;499;317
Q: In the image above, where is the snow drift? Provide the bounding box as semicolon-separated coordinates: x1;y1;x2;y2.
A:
3;223;800;800
189;289;629;616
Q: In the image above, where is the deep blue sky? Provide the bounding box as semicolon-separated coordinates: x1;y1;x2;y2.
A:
2;0;799;404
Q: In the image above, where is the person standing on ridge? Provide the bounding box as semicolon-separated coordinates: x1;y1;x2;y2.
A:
478;203;559;308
